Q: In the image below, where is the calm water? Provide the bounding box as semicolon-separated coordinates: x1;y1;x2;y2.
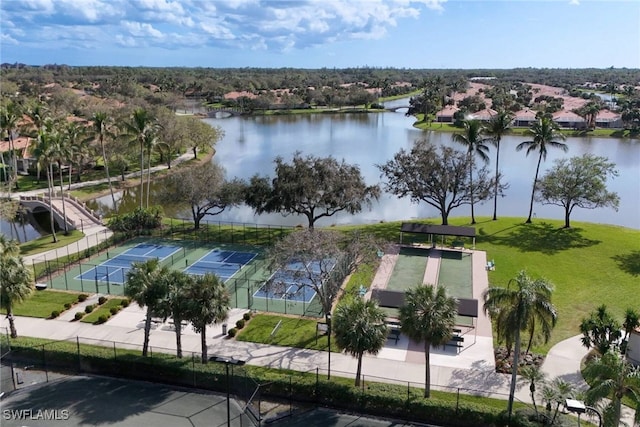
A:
0;216;42;243
87;103;640;230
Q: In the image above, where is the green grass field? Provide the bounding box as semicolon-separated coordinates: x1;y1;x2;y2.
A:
1;289;80;318
236;314;335;351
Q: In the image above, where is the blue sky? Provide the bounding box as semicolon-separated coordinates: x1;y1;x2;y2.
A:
1;0;638;69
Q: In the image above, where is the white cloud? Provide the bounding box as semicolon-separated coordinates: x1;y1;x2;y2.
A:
1;33;19;45
122;21;164;39
569;0;580;5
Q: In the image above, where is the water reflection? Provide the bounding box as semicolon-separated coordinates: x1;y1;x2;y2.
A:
87;110;640;230
0;212;42;243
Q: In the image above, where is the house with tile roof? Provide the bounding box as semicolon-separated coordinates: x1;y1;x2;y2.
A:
552;110;586;129
594;110;623;128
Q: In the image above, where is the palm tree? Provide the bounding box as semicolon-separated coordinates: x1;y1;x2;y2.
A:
399;284;457;398
159;270;193;358
484;110;513;220
90;112;117;208
48;126;71;235
30;124;59;242
583;350;640;427
124;259;169;357
185;273;230;363
516;117;568;223
0;236;34;338
541;378;576;425
518;365;547;421
0;101;21;190
142;131;159;209
452;119;490;224
333;297;388;386
120;108;158;209
483;270;558;419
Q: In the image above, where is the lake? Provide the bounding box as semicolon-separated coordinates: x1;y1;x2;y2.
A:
87;103;640;230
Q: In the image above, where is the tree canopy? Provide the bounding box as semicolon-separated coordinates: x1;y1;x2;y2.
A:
537;154;619;228
267;229;380;321
245;152;380;229
378;141;500;225
159;162;245;229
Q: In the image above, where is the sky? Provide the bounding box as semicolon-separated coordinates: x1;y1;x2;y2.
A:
1;0;639;69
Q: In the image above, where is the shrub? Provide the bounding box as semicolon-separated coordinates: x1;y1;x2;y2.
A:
85;305;94;314
64;302;72;310
78;294;88;302
228;328;237;337
96;315;109;325
108;206;163;232
110;307;119;315
50;310;60;318
98;296;107;305
120;299;130;307
243;312;251;321
235;319;245;329
74;312;84;321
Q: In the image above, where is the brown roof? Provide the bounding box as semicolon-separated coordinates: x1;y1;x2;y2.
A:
553;110;585;122
514;109;537;120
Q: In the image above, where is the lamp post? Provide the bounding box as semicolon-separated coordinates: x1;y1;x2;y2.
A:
326;313;332;380
210;356;246;427
565;399;602;427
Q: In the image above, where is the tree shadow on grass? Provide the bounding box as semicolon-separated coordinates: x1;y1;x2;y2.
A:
478;222;601;255
611;250;640;276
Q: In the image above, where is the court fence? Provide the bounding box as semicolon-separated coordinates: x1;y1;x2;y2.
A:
3;334;527;426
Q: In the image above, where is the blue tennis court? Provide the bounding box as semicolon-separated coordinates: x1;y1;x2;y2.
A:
253;258;336;303
183;249;257;281
75;244;181;285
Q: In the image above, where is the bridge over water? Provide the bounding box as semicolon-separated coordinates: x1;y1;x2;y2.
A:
207;107;243;117
20;193;103;233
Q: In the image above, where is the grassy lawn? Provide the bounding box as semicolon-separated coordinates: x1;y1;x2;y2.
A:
19;230;85;256
341;217;640;353
236;314;335;351
81;298;127;324
1;290;80;318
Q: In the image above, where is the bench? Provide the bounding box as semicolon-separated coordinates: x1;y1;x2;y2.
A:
444;335;464;352
388;329;400;344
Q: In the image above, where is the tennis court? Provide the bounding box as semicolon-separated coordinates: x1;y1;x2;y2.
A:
184;250;257;281
75;243;182;285
252;259;336;305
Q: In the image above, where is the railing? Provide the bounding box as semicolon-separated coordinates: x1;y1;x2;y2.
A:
19;193;103;229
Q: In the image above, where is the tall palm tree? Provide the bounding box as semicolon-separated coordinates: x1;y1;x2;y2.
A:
584;350;640;427
125;259;169;357
452;119;491;224
185;273;230;363
516;117;568;223
91;112;117;208
120;108;158;208
142;131;159;209
333;297;388;386
0;237;34;338
0;101;21;190
30;124;59;242
64;121;89;187
484;110;513;220
48;126;71;235
483;270;558;419
399;284;457;398
541;378;576;425
159;270;193;358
